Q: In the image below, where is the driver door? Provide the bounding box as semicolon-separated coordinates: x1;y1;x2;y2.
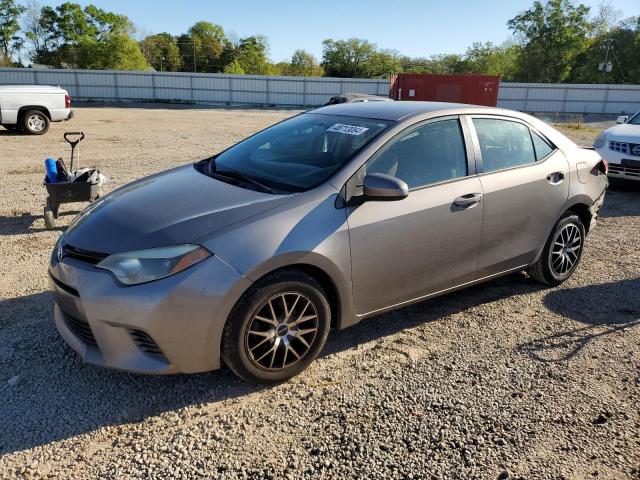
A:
346;117;484;315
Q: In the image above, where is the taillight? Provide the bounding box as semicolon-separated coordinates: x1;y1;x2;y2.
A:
591;159;608;175
65;94;71;109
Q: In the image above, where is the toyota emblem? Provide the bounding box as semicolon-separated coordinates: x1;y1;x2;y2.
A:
632;145;640;155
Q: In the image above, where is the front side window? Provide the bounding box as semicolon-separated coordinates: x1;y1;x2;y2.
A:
209;113;391;192
473;118;536;172
365;118;468;189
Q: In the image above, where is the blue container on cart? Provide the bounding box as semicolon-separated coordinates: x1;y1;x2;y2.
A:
45;158;58;183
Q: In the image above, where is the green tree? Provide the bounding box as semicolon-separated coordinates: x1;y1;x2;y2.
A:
507;0;593;82
570;15;640;83
139;32;182;71
233;35;272;74
400;54;467;74
0;0;25;61
321;38;377;77
223;58;245;74
367;49;402;78
26;2;148;69
78;33;149;70
178;21;226;72
285;49;323;76
463;41;520;79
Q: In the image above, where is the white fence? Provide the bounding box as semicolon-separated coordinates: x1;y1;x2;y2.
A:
1;67;639;114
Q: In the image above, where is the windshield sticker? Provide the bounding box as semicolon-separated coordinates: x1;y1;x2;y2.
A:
326;124;369;136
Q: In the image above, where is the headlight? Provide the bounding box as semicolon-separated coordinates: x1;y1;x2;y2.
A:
97;245;211;285
593;131;606;149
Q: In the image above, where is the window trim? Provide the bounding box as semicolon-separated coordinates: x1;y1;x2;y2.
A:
360;115;475;193
466;114;558;175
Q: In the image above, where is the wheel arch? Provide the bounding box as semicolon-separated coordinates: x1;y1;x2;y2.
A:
18;105;51;120
565;202;592;234
532;195;595;265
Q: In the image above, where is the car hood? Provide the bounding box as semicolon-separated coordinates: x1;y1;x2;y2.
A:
606;123;640;142
64;164;289;254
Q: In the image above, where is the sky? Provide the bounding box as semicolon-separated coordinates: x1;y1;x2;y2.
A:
38;0;640;62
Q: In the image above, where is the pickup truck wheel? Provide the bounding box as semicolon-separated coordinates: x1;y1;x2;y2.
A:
22;110;50;135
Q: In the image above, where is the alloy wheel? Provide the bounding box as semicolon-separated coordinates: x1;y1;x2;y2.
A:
244;292;319;371
27;114;45;132
550;223;583;276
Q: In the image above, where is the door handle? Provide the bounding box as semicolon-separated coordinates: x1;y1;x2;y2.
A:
453;193;483;207
547;172;565;185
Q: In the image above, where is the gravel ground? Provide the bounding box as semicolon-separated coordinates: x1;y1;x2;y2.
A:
0;107;638;479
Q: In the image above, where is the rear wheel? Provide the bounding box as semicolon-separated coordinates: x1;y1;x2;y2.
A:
222;270;331;384
22;110;50;135
529;212;585;286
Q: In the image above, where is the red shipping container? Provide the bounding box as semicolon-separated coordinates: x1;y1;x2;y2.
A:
389;73;500;107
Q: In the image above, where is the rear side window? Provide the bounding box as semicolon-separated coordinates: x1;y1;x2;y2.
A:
366;118;468;189
473;118;536;172
531;131;554;160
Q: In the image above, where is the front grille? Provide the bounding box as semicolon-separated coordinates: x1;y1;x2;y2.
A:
609;141;640;156
609;164;640;178
63;311;97;345
62;244;108;265
129;329;168;361
609;141;630;154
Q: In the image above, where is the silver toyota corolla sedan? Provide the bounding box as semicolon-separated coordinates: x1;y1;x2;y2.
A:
49;102;608;383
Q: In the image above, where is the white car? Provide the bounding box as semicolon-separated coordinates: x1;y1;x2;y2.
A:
0;85;73;135
594;112;640;182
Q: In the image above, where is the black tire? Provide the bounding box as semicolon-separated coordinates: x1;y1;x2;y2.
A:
222;270;331;384
21;110;50;135
529;212;585;286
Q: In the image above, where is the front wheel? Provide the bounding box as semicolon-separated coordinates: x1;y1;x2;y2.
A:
222;270;331;384
529;212;585;286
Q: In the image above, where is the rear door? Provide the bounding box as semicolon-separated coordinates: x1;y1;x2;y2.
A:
346;116;484;315
468;116;570;277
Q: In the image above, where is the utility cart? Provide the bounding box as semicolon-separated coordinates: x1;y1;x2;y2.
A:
43;132;101;229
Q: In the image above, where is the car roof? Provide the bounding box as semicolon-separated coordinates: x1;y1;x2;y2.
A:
312;101;491;121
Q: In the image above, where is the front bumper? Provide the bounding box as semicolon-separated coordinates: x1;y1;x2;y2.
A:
595;146;640;181
49;250;250;374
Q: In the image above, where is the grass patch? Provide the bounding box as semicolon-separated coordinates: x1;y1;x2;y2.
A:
552;114;600;134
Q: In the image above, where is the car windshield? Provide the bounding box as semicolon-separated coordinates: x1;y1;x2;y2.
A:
628;113;640;125
205;113;391;192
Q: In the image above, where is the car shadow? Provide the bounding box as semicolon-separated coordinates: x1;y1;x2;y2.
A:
0;129;23;136
517;278;640;363
599;182;640;218
0;211;80;235
0;272;543;454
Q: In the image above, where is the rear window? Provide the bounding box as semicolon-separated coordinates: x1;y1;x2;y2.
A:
211;113;391;192
473;118;536;172
531;131;554;160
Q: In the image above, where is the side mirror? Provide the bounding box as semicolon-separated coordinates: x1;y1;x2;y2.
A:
362;173;408;201
616;115;628;124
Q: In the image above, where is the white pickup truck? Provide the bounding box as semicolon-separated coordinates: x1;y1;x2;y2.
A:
0;85;73;135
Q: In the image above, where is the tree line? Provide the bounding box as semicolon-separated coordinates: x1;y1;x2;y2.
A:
0;0;638;83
